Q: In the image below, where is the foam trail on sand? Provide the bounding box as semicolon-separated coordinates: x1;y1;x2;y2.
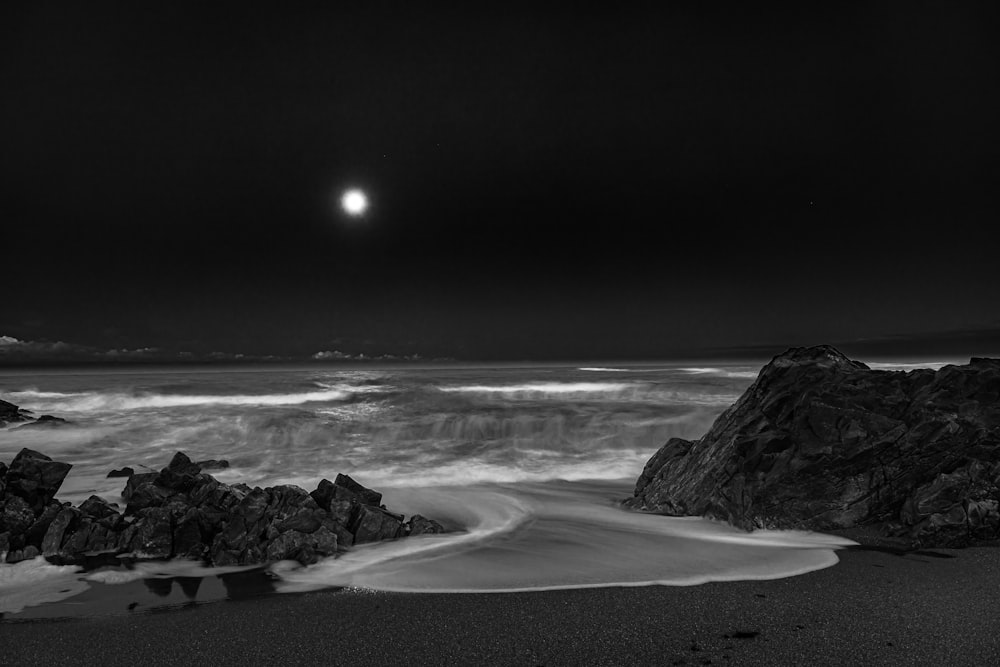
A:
272;481;855;595
86;560;256;585
0;558;88;614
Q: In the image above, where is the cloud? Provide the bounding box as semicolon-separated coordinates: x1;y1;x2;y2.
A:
312;350;423;362
0;336;80;356
0;335;268;365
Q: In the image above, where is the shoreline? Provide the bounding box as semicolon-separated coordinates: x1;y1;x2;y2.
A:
4;546;998;665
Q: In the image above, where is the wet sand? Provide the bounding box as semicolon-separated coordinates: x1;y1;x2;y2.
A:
3;545;999;666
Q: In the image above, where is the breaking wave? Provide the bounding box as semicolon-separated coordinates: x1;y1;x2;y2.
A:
438;382;635;395
5;388;353;412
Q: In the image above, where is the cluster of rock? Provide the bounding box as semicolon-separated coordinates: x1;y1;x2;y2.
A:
0;399;68;429
1;448;445;566
627;346;1000;548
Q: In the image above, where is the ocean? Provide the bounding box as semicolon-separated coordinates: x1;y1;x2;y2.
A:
2;360;917;615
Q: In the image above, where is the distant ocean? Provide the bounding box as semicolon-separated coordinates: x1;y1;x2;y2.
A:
3;360;942;614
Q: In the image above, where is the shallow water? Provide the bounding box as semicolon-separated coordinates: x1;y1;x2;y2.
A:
1;360;923;614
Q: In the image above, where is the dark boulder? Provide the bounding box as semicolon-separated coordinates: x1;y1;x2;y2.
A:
4;448;72;511
404;514;447;536
2;448;445;567
1;398;29;426
24;501;64;546
123;473;177;513
2;495;37;536
17;414;70;429
351;505;403;543
130;507;173;558
79;495;119;520
41;508;80;557
155;452;202;491
626;346;1000;548
334;473;383;506
107;467;135;478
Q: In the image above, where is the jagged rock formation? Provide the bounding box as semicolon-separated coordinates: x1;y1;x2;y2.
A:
0;400;68;428
0;448;445;565
0;399;30;426
626;346;1000;547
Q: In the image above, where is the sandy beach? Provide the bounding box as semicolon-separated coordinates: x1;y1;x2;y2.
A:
3;545;998;666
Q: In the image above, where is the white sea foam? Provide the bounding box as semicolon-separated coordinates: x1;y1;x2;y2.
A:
0;557;88;614
86;560;254;584
7;388;352;412
679;368;759;379
439;382;635;395
271;482;855;594
253;450;659;491
577;367;631;372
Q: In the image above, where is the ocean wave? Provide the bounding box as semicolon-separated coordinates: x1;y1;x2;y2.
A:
5;388;353;413
678;368;759;379
253;451;659;491
577;367;631;372
438;382;636;395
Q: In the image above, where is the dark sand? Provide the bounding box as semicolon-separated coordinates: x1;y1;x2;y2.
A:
3;546;999;666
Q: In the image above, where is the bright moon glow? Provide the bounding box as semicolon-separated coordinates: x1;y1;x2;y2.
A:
340;189;369;216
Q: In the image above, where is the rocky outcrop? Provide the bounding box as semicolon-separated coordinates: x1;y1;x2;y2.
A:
0;399;31;426
626;346;1000;548
1;399;68;428
16;414;70;429
0;448;446;566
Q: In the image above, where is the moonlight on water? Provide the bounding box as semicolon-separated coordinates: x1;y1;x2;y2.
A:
340;188;369;216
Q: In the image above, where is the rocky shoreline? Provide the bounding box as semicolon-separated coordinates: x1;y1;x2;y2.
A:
627;346;1000;548
0;445;444;567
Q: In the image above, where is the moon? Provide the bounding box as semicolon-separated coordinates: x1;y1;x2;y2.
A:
340;188;369;216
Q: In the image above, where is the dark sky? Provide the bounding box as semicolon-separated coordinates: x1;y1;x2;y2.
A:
2;4;999;363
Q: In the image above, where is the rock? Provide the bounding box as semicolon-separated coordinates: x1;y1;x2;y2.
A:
404;514;447;536
17;414;70;429
2;495;37;536
334;473;383;506
6;545;40;564
130;507;173;558
123;473;178;513
1;398;29;426
3;448;444;566
79;495;119;520
264;526;339;564
107;467;135;478
173;508;209;560
351;505;403;543
4;448;73;511
626;346;1000;547
41;508;79;557
310;478;338;511
155;452;202;490
25;501;64;546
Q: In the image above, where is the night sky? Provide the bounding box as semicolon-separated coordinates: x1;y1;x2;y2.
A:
3;5;999;364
